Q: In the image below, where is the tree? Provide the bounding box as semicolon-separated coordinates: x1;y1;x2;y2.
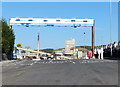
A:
1;19;15;60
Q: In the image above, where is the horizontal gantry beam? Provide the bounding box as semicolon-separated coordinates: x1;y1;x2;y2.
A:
10;18;94;27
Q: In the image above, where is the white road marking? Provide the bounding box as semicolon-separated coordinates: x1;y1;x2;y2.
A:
20;64;24;65
61;61;63;63
57;61;59;63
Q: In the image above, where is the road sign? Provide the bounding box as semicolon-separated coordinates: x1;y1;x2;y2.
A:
62;50;65;54
10;18;94;27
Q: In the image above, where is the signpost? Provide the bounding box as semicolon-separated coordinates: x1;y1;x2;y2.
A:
10;18;95;58
62;50;65;55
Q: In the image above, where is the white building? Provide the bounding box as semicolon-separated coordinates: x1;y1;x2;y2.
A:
65;38;75;54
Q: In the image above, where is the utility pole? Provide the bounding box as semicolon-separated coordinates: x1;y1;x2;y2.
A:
37;26;40;59
110;0;112;57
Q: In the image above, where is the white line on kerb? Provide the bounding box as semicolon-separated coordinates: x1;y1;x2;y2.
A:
30;63;33;65
72;62;75;64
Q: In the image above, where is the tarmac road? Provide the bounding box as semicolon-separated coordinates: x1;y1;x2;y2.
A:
2;59;119;85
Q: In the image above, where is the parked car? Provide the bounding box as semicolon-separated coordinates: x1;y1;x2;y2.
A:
40;54;48;60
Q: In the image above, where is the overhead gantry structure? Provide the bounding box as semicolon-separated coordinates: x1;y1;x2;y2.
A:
10;18;95;58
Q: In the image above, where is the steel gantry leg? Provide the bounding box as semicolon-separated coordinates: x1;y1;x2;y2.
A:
92;26;95;58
